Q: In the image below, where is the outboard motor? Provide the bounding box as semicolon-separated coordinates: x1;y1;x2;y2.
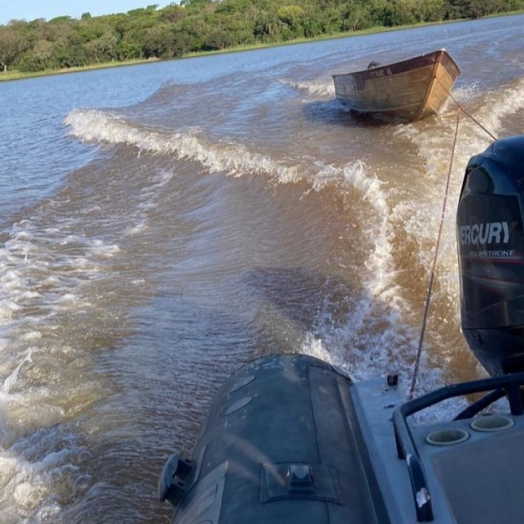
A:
457;135;524;376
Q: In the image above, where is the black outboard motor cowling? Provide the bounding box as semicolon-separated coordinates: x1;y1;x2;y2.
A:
458;136;524;376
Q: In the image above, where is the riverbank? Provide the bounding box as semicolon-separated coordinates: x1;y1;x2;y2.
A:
0;12;521;83
0;58;159;82
0;22;448;83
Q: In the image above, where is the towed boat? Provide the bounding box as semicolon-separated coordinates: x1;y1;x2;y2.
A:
159;136;524;523
332;49;460;121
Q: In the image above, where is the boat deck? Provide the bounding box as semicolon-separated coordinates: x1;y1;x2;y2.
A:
352;374;524;523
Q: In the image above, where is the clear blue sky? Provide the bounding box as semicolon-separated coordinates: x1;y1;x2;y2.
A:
0;1;171;25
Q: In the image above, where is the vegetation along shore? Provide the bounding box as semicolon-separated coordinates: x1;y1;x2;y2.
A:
1;0;523;82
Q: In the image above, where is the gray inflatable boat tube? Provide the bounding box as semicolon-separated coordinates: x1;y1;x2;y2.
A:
159;353;388;524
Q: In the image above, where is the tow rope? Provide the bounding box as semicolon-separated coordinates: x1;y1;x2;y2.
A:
409;85;498;399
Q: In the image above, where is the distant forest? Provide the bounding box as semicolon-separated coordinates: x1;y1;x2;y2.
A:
0;0;522;73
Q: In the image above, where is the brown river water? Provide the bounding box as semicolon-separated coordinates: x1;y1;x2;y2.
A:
0;13;524;523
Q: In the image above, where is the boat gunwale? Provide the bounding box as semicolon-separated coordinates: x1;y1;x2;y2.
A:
332;49;461;82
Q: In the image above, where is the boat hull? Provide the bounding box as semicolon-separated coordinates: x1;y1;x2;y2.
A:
332;49;460;121
159;354;387;524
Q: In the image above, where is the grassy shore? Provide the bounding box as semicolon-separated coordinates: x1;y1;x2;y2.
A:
0;28;368;83
0;58;159;82
0;23;427;83
1;12;522;84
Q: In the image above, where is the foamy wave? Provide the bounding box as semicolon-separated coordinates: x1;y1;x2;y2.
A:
302;158;465;412
65;110;357;188
278;78;335;98
65;109;308;184
476;77;524;135
0;425;90;523
343;161;396;297
0;216;118;415
305;161;427;389
68;109;384;194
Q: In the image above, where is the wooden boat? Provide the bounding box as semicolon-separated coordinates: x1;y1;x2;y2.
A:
332;49;460;121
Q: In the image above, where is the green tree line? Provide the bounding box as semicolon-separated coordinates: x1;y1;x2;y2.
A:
0;0;522;73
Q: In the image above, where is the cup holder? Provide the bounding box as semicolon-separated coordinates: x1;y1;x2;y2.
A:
471;415;514;432
426;428;470;446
